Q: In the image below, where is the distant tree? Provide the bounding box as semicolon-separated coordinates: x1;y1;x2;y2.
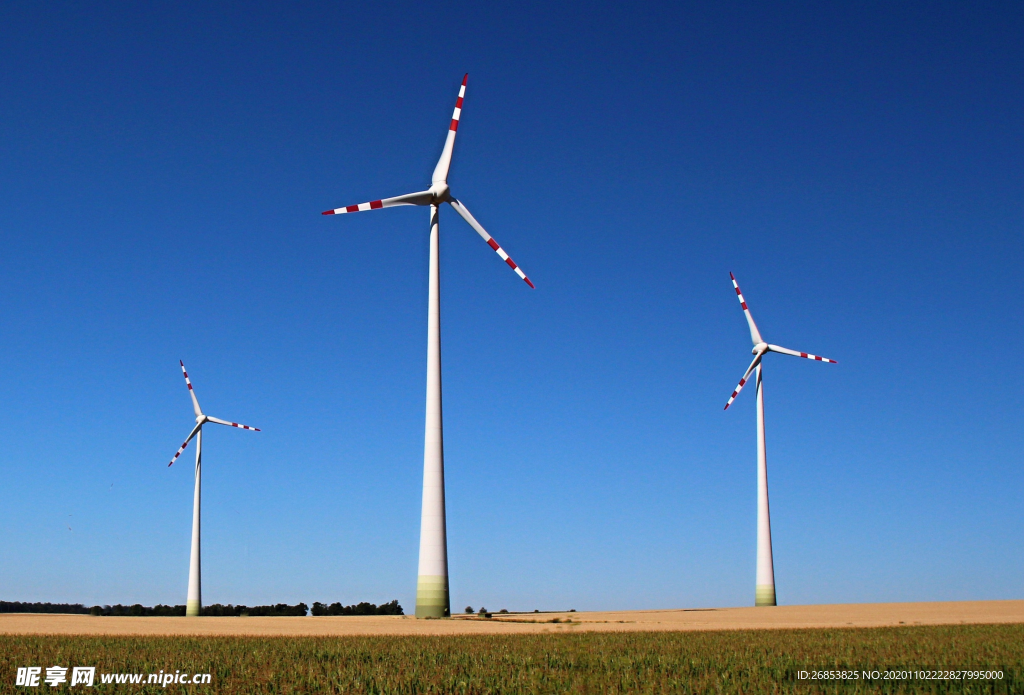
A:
313;600;403;616
465;606;473;614
151;604;186;616
245;603;307;617
202;604;250;617
499;609;508;614
377;600;403;615
353;602;375;615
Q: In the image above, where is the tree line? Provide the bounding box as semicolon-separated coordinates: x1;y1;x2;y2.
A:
2;600;403;616
2;601;308;616
199;603;310;617
0;601;90;615
310;600;404;616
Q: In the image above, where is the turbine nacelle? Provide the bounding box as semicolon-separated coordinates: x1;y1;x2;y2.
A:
752;342;768;355
429;182;450;204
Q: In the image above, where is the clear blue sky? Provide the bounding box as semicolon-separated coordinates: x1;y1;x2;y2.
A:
0;1;1020;611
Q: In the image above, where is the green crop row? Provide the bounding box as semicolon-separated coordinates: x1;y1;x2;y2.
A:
2;624;1022;693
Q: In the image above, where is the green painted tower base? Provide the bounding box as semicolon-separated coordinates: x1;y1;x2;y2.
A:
415;575;450;618
186;600;201;617
755;584;776;607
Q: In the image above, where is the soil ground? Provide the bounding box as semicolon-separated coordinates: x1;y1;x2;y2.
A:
1;600;1021;636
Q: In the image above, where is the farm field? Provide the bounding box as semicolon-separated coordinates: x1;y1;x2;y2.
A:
2;624;1021;693
1;600;1022;636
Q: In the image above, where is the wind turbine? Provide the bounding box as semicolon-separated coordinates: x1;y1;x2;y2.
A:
724;273;835;607
322;74;533;618
168;361;259;617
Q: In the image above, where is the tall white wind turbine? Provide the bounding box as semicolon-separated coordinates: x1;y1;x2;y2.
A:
724;273;835;607
322;74;533;618
168;361;260;617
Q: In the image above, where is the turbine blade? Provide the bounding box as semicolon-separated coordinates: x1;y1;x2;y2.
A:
168;422;203;467
180;361;202;418
724;351;765;410
432;74;468;184
322;190;433;216
767;344;837;363
206;415;261;432
730;273;764;345
448;198;535;288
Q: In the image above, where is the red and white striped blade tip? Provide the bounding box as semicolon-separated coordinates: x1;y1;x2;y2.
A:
776;346;837;363
724;354;762;410
448;76;467;133
724;374;752;410
481;234;535;288
208;415;261;431
729;273;747;307
723;381;747;410
322;200;385;215
168;443;189;467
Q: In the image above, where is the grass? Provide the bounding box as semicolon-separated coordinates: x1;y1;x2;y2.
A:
1;624;1021;693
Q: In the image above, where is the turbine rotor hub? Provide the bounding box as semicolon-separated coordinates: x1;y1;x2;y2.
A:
753;342;768;354
429;182;450;203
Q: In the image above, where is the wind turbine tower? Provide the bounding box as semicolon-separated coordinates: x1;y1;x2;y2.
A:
168;361;260;616
322;75;533;617
724;274;836;606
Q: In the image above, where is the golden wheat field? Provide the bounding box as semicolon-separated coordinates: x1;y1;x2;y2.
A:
1;600;1021;637
3;602;1022;693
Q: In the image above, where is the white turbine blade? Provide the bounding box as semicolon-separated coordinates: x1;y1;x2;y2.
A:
322;190;433;216
431;74;468;184
767;344;837;363
724;351;765;410
168;422;203;467
206;415;261;432
180;361;202;417
447;198;535;288
730;273;764;346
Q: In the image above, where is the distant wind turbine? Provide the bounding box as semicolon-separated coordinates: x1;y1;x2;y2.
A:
322;74;533;618
168;361;259;617
724;273;836;606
